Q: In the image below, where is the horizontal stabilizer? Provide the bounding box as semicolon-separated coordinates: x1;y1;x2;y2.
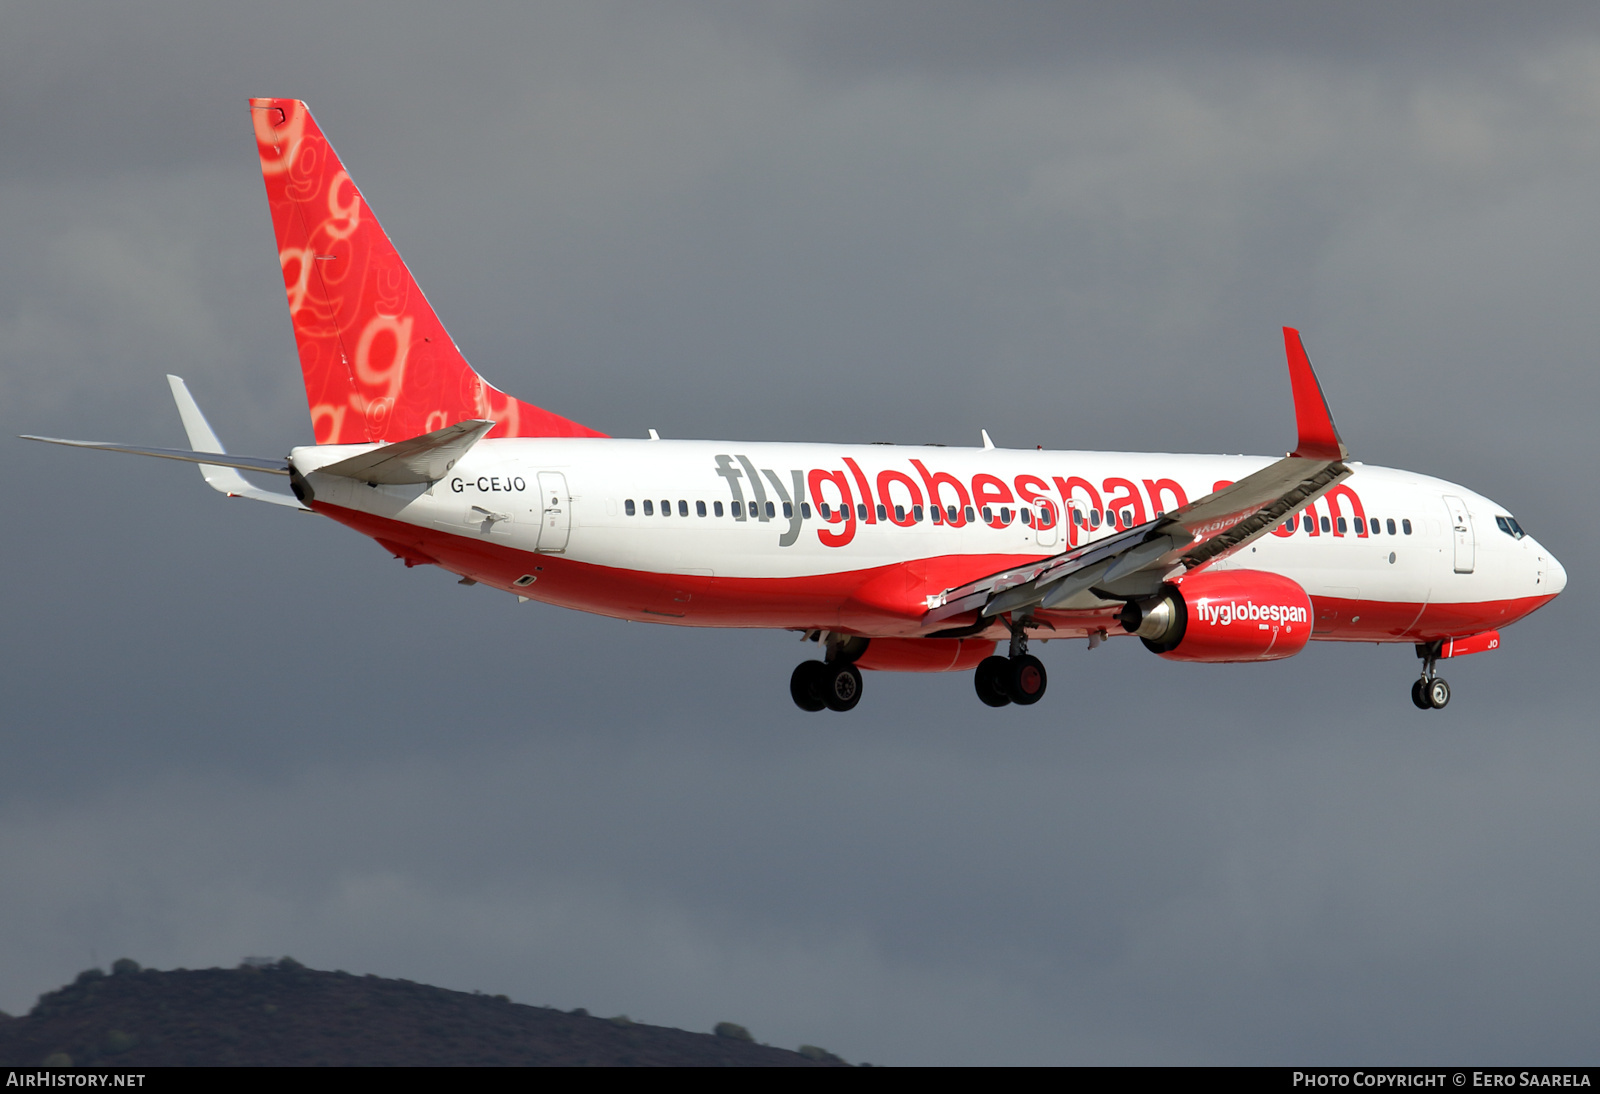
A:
20;435;290;475
315;419;497;485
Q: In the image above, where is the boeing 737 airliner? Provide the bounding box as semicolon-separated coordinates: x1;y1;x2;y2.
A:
24;99;1567;713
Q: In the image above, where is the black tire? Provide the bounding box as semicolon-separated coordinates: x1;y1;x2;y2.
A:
790;661;827;712
974;656;1012;707
1427;677;1451;709
1411;678;1431;710
1006;654;1048;705
822;661;863;712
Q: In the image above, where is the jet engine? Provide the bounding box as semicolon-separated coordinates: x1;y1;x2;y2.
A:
1117;569;1314;663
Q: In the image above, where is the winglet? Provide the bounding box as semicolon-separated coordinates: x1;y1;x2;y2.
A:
166;375;306;509
1283;327;1347;460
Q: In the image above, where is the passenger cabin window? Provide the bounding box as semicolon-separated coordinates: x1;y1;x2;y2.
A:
765;501;775;518
1336;517;1347;534
782;502;793;518
801;503;812;519
696;500;707;517
948;506;960;523
660;499;670;516
981;507;994;523
1402;519;1413;535
894;504;906;522
643;499;654;516
1001;507;1013;525
964;506;976;523
748;501;758;518
931;506;943;524
1303;514;1313;533
1122;509;1132;527
876;504;888;521
679;500;689;517
1090;510;1101;528
714;501;724;517
913;505;924;522
1021;508;1032;526
819;503;832;519
625;499;636;516
1387;518;1396;535
857;504;868;521
1320;516;1331;533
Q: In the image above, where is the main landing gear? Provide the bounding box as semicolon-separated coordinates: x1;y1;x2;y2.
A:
973;619;1048;708
791;634;866;713
1410;642;1451;710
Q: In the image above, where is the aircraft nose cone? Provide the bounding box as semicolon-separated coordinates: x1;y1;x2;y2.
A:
1546;551;1567;595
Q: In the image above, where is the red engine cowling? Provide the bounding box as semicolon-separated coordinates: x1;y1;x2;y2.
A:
1119;569;1313;663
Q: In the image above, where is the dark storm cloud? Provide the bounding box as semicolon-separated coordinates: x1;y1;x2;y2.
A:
1;1;1597;1065
722;1;1600;75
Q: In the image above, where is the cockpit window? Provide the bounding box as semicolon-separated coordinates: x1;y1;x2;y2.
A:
1495;515;1526;540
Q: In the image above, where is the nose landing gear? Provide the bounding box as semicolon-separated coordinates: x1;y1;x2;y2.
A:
972;618;1049;707
1411;642;1451;710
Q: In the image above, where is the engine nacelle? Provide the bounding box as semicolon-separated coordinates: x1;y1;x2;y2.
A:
1118;569;1313;663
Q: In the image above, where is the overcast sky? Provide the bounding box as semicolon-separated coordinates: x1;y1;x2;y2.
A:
2;1;1597;1065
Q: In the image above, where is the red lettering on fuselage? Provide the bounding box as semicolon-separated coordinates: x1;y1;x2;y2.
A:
910;459;971;527
1323;484;1368;537
775;460;1368;549
1143;478;1187;515
808;468;856;547
1102;477;1146;531
1053;476;1102;547
841;457;876;525
971;474;1013;528
877;469;923;526
1013;474;1056;527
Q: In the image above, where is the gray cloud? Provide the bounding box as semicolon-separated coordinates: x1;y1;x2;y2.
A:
1;1;1595;1064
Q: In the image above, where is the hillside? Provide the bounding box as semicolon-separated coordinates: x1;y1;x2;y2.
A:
0;960;852;1067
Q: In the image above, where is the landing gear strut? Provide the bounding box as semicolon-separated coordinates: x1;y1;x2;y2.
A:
1411;643;1451;710
973;617;1048;707
790;634;866;713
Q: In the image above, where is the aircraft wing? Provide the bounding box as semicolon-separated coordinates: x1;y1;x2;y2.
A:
924;327;1351;628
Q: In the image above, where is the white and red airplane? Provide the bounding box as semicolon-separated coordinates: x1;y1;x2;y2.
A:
25;99;1566;713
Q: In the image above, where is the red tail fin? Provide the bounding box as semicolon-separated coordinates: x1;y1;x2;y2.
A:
250;98;605;445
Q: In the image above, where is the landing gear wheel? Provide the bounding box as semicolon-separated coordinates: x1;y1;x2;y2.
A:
821;661;863;712
1427;677;1451;709
1410;678;1431;711
1006;654;1048;705
790;661;827;713
974;656;1012;707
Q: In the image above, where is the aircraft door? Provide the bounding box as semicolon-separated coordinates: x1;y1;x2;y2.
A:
1034;502;1058;548
1443;494;1474;574
536;471;571;553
